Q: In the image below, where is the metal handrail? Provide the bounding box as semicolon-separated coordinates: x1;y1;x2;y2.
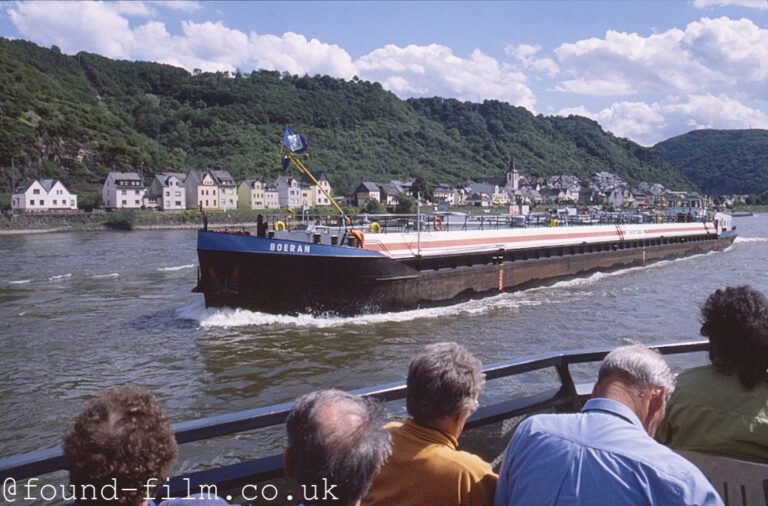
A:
0;339;709;493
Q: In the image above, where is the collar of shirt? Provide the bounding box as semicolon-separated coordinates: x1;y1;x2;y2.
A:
401;418;459;449
581;397;644;430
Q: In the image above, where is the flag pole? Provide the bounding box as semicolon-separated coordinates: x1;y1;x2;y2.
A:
284;151;350;226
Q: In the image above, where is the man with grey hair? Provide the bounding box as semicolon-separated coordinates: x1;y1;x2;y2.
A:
284;389;392;506
494;344;722;506
363;342;497;506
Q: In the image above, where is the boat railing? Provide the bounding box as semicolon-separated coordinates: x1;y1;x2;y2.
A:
268;211;714;237
0;340;708;501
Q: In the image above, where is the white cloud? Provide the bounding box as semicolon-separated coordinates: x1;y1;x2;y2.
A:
558;94;768;145
505;43;559;78
7;1;135;58
112;1;155;17
154;1;202;12
554;17;768;101
694;0;768;10
249;31;357;78
4;1;539;110
356;44;537;110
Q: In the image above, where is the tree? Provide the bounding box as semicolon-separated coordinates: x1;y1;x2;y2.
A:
396;194;416;214
364;198;386;214
410;176;434;202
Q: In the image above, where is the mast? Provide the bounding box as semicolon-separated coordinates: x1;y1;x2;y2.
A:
417;191;421;256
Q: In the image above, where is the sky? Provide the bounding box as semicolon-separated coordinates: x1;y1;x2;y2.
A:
1;0;766;146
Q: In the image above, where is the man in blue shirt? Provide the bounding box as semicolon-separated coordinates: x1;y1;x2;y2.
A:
494;345;723;506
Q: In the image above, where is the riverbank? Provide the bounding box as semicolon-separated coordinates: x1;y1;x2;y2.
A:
0;209;273;235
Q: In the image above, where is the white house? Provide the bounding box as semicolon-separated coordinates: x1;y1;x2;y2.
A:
12;179;78;212
102;172;146;210
238;180;281;210
607;188;625;209
185;170;233;211
211;170;237;210
264;183;280;209
431;183;456;206
149;173;187;211
378;183;402;207
275;175;302;208
355;182;381;206
299;171;333;208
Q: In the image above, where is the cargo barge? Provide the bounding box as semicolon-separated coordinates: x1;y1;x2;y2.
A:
194;129;737;315
194;212;736;315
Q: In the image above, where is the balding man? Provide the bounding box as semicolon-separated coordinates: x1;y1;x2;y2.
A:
494;345;723;506
284;389;392;506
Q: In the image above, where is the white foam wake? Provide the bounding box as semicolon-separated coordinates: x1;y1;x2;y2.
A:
734;237;768;244
48;273;72;281
91;273;120;279
9;279;33;285
158;264;196;272
175;295;542;329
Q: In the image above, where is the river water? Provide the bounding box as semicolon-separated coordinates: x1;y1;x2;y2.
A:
1;214;766;481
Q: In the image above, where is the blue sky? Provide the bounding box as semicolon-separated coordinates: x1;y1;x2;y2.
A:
1;0;766;145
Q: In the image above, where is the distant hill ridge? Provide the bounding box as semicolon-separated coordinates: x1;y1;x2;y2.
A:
653;129;768;195
0;37;762;197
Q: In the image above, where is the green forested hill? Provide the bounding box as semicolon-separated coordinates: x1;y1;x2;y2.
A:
653;130;768;195
1;38;697;198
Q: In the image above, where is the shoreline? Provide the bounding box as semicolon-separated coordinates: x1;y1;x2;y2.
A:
0;222;261;235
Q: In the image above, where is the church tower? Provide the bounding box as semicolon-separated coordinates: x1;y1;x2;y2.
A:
506;157;520;191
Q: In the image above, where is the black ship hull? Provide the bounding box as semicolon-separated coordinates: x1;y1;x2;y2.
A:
195;229;736;315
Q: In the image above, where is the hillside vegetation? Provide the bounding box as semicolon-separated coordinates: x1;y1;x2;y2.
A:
0;37;702;198
653;129;768;195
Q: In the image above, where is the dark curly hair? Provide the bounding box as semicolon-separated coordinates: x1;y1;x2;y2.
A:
64;387;178;506
700;285;768;389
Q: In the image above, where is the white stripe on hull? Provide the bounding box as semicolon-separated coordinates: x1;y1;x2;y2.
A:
363;222;716;259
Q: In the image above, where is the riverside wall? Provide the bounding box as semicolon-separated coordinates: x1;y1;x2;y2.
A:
0;210;269;234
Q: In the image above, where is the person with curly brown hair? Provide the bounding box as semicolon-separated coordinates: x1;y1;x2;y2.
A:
65;386;179;506
658;285;768;463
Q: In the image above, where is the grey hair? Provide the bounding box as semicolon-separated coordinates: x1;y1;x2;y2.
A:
285;389;392;506
406;342;485;424
598;344;676;393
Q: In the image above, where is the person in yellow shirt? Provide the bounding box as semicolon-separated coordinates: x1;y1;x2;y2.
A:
363;342;497;506
658;285;768;463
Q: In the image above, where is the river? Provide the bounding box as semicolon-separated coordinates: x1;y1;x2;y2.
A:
1;214;766;483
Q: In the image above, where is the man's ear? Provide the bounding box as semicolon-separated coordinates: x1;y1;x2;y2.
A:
644;388;667;436
283;448;294;478
649;388;666;415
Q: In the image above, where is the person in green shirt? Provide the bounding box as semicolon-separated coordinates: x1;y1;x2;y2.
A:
658;285;768;463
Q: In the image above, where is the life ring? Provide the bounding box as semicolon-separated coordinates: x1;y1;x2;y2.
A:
350;229;365;248
275;220;286;231
433;216;442;231
369;222;382;233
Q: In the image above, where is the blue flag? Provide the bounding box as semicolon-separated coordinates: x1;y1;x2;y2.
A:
282;128;308;154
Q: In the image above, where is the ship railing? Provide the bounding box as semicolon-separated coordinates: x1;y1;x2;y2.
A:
272;211;714;237
0;340;709;501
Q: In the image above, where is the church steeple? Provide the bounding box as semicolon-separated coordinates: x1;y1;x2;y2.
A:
506;157;520;191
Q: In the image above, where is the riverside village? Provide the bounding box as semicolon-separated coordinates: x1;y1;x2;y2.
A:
6;159;750;226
